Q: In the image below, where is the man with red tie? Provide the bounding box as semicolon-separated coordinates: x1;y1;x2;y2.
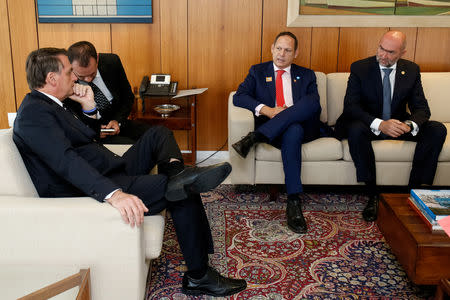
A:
232;32;322;233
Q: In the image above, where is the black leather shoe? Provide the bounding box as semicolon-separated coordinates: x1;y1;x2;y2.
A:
232;132;257;158
165;162;232;201
363;194;379;222
182;267;247;297
286;197;307;233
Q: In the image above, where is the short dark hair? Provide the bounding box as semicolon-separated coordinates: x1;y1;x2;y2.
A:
67;41;97;67
273;31;298;51
26;48;67;90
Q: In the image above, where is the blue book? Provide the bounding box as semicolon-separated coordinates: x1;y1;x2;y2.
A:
410;189;450;221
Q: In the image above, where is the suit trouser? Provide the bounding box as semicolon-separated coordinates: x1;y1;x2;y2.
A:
346;120;447;185
100;119;153;144
255;101;321;195
111;125;214;271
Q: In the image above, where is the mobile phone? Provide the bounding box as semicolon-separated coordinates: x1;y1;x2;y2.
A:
100;128;115;133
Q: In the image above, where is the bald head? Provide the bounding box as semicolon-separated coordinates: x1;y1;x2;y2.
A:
376;30;407;67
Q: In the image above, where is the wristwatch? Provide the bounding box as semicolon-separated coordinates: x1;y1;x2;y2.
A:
404;120;414;131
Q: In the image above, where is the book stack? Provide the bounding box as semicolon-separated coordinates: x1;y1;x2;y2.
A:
408;189;450;233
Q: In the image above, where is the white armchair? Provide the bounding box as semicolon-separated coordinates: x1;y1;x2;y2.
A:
0;128;165;300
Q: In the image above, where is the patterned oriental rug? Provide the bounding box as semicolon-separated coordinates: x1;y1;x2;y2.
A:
146;185;433;299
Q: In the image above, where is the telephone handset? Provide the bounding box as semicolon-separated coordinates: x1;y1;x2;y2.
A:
139;74;178;97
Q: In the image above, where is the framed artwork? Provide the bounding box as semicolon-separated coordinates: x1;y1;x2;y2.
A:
287;0;450;27
37;0;153;23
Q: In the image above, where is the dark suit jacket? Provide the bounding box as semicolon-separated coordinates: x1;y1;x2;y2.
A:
233;61;321;130
335;56;430;134
96;53;135;124
13;90;125;201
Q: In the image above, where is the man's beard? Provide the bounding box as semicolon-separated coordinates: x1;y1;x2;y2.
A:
376;55;393;68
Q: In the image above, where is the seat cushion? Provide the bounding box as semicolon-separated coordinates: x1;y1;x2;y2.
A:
0;129;38;197
256;137;343;162
143;212;166;260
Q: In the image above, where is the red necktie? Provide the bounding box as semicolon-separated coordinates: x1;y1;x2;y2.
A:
276;70;285;107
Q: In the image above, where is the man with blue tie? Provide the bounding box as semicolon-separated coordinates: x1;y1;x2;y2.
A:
232;32;322;233
335;30;447;222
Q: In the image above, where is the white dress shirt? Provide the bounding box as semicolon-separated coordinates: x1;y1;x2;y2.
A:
370;62;418;136
255;64;293;116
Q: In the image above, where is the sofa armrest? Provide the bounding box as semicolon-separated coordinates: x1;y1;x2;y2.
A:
0;195;149;300
228;92;256;184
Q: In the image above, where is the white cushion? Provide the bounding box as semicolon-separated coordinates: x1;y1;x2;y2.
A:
104;144;132;156
0;129;38;197
256;137;343;162
422;73;450;123
143;213;165;260
326;72;349;126
315;71;328;123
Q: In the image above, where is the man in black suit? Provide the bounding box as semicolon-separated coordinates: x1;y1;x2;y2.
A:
335;30;447;221
13;48;246;297
68;41;149;144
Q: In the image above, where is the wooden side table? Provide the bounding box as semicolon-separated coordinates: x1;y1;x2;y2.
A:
132;94;197;165
377;194;450;285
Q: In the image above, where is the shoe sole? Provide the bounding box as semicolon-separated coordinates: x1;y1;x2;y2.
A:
232;143;248;159
287;223;307;234
182;284;247;297
165;163;232;201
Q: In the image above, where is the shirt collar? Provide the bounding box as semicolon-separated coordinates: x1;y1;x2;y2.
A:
273;63;291;75
379;62;397;71
37;90;64;107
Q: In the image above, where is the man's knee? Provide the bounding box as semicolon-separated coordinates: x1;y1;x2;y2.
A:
283;124;304;142
347;121;371;141
141;125;174;142
421;121;447;143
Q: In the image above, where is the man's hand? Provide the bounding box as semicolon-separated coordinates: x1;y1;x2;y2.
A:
100;120;120;138
106;190;149;228
69;83;96;111
379;119;411;137
260;106;286;119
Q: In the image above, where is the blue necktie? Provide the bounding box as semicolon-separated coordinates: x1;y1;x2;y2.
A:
382;68;393;121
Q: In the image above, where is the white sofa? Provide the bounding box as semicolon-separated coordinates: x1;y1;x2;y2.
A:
0;128;165;300
229;72;450;187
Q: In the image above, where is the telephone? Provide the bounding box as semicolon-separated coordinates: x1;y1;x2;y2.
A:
139;74;178;97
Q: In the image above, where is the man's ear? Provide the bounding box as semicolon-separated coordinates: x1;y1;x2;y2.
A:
46;72;57;86
400;49;407;58
294;49;299;59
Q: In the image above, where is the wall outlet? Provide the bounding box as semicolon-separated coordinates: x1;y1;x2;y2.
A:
8;113;17;128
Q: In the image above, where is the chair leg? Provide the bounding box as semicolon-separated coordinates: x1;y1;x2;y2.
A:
269;185;279;202
435;278;450;300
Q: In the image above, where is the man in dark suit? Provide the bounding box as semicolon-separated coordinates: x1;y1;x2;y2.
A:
335;30;447;222
68;41;149;144
13;48;246;297
232;32;322;234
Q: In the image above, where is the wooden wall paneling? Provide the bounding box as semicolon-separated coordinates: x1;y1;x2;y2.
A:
262;0;311;68
389;27;417;62
189;0;263;150
310;27;339;74
414;28;450;72
337;28;388;72
160;0;188;150
111;23;161;91
38;23;111;53
160;0;187;89
0;0;16;128
7;0;38;107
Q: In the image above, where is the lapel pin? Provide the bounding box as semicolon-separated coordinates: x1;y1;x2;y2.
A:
296;76;300;80
266;77;272;82
401;71;405;75
294;79;296;82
